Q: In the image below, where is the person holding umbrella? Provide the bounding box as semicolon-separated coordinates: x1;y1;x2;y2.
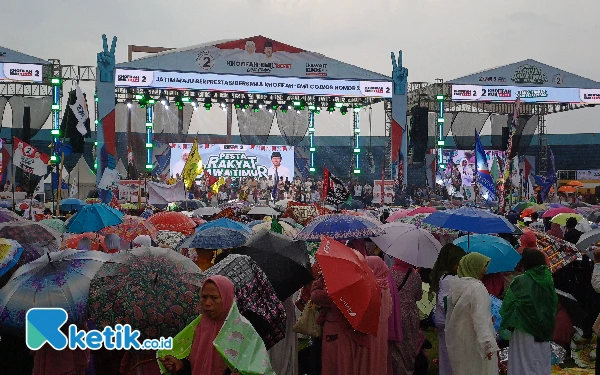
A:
365;256;392;375
445;252;498;375
430;244;467;375
159;275;242;375
499;248;557;375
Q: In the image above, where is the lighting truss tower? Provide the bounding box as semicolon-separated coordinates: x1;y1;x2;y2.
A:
384;100;392;180
537;108;548;176
353;109;360;174
308;112;316;173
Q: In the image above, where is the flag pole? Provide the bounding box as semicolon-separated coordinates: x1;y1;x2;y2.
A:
11;153;15;212
29;172;34;220
56;150;65;217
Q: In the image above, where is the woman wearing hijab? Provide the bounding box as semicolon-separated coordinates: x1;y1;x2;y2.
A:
547;223;564;239
160;275;241;375
365;256;392;375
389;259;422;374
445;252;498;375
311;269;369;375
430;244;467;375
500;248;557;374
517;230;537;254
77;237;92;250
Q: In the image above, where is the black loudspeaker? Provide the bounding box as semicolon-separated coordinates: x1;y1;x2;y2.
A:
22;106;31;143
410;106;429;162
501;126;509;150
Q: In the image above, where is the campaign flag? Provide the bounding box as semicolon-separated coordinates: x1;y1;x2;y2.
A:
475;130;496;201
13;138;49;176
148;180;186;206
52;172;69;190
181;140;203;190
323;167;350;206
55;140;73;156
33;178;44;196
98;168;120;191
153;149;171;181
70;176;78;198
534;148;557;202
211;177;226;194
70;84;89;136
204;170;218;187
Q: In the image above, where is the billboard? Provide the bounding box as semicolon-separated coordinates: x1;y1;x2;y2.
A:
452;85;600;104
169;143;294;181
440;149;505;197
0;63;44;82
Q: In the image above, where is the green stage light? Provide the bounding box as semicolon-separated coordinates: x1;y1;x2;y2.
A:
354;128;361;134
309;167;316;172
252;103;260;113
145;143;153;148
439;164;446;169
94;141;98;146
146;122;153;128
353;106;361;113
146;164;153;170
270;100;278;111
95;97;99;102
181;97;191;103
51;78;61;85
340;106;348;115
437;140;445;146
135;94;144;100
148;98;156;105
308;127;315;133
204;98;212;110
233;98;242;109
436;95;445;101
353;169;361;174
437;118;445;123
353;148;361;153
309;147;316;152
51;129;60;136
51;104;60;110
94;120;99;125
50;155;58;162
335;102;343;108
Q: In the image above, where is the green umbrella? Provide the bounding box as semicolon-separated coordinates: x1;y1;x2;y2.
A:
40;219;67;234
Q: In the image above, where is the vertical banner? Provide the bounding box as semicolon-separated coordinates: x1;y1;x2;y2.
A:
96;34;118;203
391;51;408;185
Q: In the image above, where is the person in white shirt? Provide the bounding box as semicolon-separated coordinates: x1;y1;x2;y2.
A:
460;159;473;187
259;177;268;191
353;184;363;199
267;152;292;182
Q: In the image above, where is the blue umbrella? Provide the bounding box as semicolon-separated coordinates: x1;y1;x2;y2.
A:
59;198;87;212
0;239;24;279
247;220;265;228
195;218;252;234
66;203;124;234
0;250;111;334
453;234;521;274
423;207;516;234
490;294;502;333
295;213;385;242
178;227;250;250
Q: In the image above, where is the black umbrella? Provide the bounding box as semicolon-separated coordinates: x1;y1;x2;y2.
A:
176;200;205;210
236;228;313;301
556;289;586;329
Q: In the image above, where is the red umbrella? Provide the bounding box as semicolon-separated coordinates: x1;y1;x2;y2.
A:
385;209;412;222
62;233;107;251
147;212;197;236
99;215;159;242
316;236;380;336
407;207;437;216
542;207;578;218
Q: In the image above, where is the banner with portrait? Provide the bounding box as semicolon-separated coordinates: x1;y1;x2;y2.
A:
13;137;49;176
169;143;294;183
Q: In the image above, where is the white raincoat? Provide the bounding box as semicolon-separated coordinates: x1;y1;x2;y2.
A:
445;277;499;375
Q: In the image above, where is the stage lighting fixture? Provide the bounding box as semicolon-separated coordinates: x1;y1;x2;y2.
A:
125;99;133;108
138;93;152;108
270;100;279;111
233;98;242;109
219;98;227;109
252;103;260;112
257;99;265;109
163;100;170;108
285;100;293;110
327;101;335;113
174;96;184;110
204;97;212;110
159;94;167;106
353;106;361;113
191;98;199;109
299;100;307;111
340;106;348;115
335;102;343;108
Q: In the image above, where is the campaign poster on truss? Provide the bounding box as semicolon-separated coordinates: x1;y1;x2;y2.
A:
169;143;295;182
373;180;395;204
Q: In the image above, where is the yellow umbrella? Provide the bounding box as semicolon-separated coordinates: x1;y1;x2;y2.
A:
551;213;583;226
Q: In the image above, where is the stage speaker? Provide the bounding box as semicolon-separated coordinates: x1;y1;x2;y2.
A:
23;106;31;144
410;106;429;162
501;126;509;150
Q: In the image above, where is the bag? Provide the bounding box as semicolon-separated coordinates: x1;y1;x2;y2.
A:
593;313;600;336
292;301;322;338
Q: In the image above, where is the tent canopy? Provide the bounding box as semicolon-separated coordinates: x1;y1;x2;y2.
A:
0;45;50;65
117;35;390;82
70;157;96;184
448;59;600;89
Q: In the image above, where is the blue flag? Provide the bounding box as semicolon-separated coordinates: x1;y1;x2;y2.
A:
272;168;279;200
55;140;72;156
52;172;69;189
534;148;556;202
475;130;496;201
153;149;171;179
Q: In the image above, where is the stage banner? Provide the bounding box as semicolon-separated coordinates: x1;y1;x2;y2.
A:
13;137;49;176
577;170;600;180
169;143;294;181
374;180;395;204
0;63;44;82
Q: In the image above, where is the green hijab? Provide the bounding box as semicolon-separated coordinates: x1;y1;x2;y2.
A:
430;244;467;293
500;249;557;342
457;252;491;279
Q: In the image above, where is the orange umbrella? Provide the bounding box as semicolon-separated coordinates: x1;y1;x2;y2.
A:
534;186;555;192
567;181;584;187
99;215;159;242
147;211;197;236
62;233;106;251
315;236;380;336
558;186;577;193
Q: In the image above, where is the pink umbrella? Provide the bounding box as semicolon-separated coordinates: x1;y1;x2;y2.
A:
386;209;412;222
542;207;579;218
407;207;437;216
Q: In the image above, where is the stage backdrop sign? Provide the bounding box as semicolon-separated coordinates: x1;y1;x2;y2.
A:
118;180;144;202
0;63;44;82
169;143;294;181
373;180;394;204
576;170;600;181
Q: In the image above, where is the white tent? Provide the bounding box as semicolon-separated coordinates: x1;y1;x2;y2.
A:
116;159;127;179
69;157;96;199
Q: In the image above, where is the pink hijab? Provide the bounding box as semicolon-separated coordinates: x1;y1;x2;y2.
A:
547;223;563;239
190;275;235;375
518;230;538;254
367;256;403;342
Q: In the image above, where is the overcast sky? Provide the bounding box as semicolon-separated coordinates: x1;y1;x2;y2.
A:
2;0;600;135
